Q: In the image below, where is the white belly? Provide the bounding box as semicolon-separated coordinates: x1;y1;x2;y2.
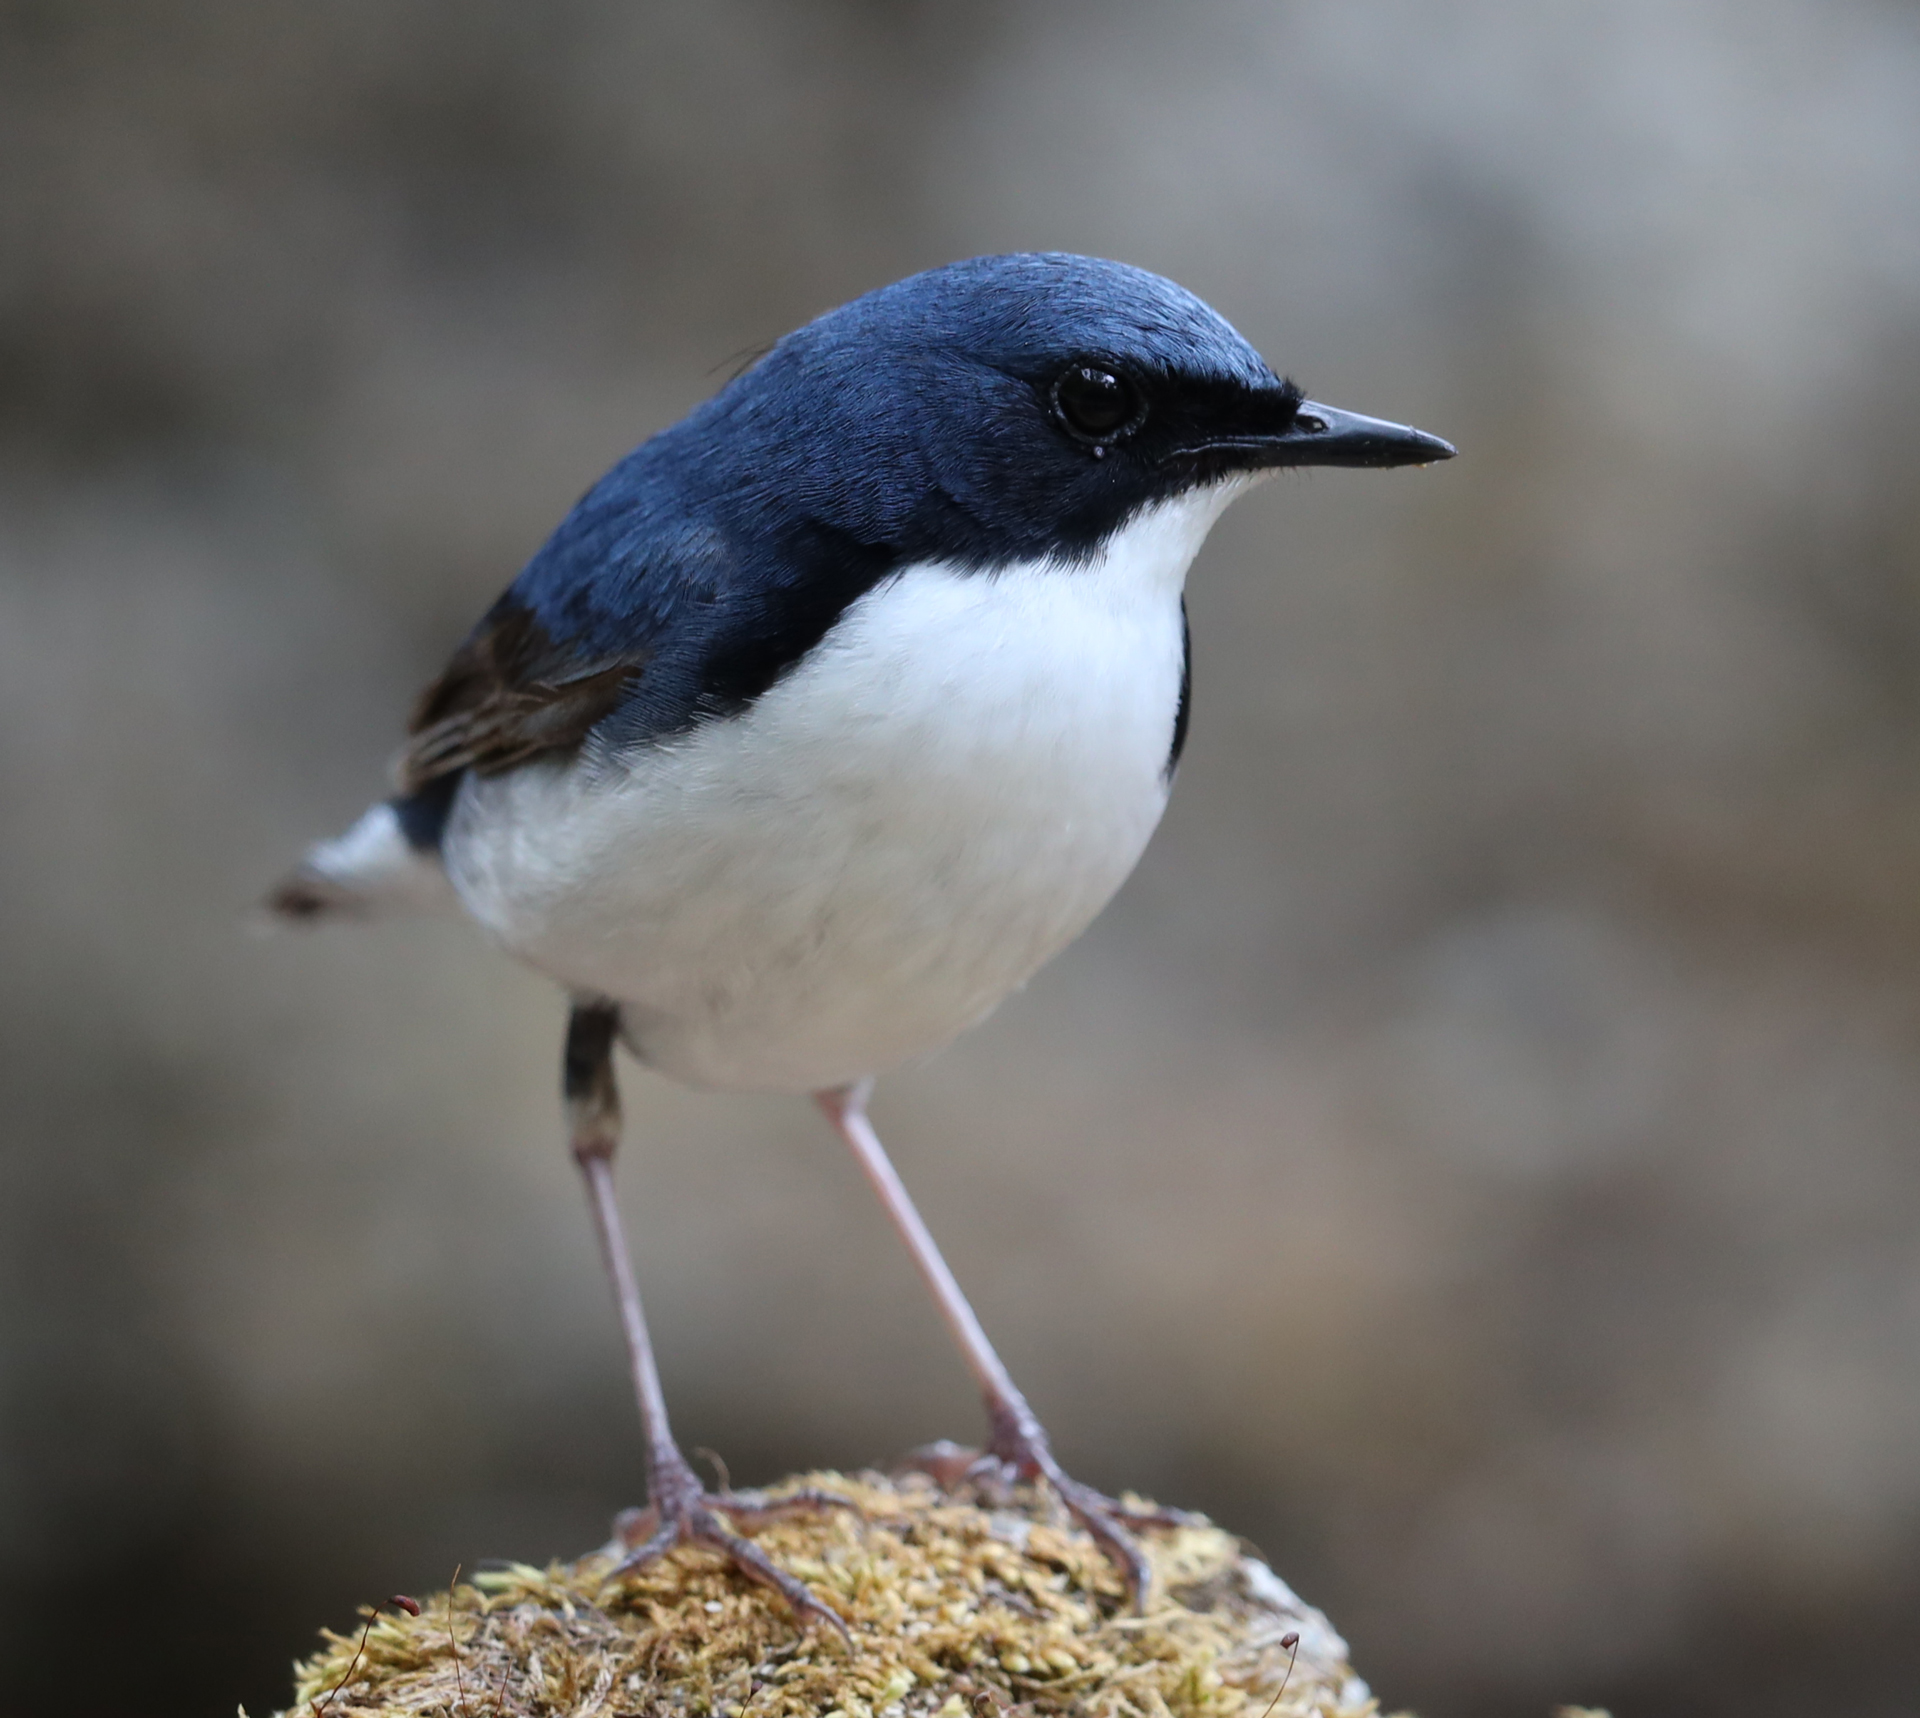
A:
441;487;1241;1091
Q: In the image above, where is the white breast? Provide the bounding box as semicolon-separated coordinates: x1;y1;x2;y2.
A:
442;483;1246;1092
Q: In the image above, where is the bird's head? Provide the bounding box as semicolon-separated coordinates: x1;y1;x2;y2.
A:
691;253;1453;566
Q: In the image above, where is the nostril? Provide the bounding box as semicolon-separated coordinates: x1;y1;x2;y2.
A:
1294;413;1328;435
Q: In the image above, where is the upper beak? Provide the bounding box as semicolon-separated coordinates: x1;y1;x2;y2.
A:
1181;399;1455;471
1259;400;1455;468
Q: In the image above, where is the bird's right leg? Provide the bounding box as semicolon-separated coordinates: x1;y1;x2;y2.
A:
564;1001;848;1637
814;1081;1193;1611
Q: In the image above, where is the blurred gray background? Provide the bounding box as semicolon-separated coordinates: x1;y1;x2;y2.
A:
5;3;1920;1714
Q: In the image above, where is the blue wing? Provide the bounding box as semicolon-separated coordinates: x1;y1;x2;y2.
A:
392;440;897;844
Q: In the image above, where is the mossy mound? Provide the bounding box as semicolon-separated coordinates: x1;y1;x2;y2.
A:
276;1470;1388;1718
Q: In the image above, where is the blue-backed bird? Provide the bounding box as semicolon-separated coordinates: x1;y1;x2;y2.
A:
269;252;1452;1630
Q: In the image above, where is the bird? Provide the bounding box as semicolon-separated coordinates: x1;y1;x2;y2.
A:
268;251;1452;1631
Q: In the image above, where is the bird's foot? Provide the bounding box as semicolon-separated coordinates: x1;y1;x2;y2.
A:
901;1404;1199;1611
606;1455;854;1639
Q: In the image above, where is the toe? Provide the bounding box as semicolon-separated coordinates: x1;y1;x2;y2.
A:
692;1514;850;1643
710;1485;860;1525
608;1514;684;1578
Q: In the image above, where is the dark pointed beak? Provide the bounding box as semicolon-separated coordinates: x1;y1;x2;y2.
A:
1176;399;1455;472
1261;400;1455;468
1274;395;1451;464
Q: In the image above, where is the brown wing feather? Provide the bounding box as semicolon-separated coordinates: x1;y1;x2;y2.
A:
394;601;646;794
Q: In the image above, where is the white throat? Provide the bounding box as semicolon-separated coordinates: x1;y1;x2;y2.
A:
1076;476;1255;595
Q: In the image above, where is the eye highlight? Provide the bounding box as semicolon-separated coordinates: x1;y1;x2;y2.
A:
1051;365;1144;445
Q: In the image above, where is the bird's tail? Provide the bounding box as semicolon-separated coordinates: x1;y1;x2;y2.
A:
263;801;456;924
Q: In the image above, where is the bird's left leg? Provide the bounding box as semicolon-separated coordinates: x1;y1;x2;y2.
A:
814;1080;1193;1609
566;1002;849;1637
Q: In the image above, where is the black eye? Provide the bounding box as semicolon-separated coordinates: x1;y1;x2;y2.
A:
1051;365;1143;444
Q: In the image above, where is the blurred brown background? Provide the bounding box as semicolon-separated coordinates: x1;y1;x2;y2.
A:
5;3;1920;1714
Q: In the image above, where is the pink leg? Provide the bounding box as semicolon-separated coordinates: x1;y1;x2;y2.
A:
566;1003;849;1637
814;1081;1192;1607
